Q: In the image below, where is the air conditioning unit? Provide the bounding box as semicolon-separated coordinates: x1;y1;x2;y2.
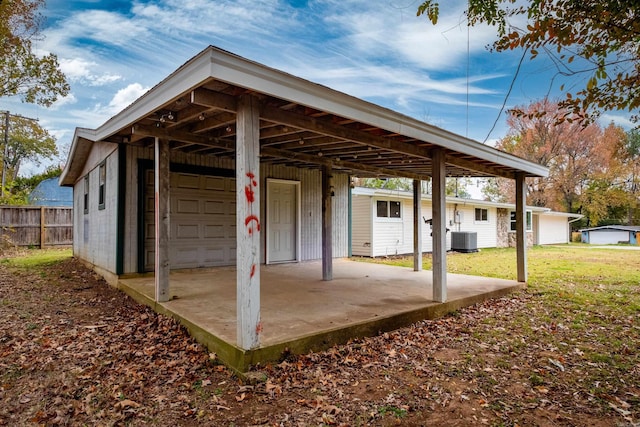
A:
451;231;478;253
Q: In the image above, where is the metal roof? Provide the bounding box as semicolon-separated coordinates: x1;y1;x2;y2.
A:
61;46;549;186
580;225;640;232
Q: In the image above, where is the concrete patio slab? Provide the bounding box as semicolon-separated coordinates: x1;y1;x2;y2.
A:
118;259;524;372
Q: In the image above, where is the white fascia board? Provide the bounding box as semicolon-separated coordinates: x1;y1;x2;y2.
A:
91;49;215;142
206;48;548;177
60;128;98;186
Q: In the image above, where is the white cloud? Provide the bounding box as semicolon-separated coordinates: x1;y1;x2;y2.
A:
107;83;151;115
49;93;78;110
60;58;122;86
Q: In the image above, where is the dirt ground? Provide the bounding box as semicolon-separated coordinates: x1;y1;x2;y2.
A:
0;252;638;426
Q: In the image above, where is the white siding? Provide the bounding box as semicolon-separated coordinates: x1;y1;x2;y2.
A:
355;195;504;257
536;214;569;244
351;195;372;256
450;205;498;248
73;149;118;273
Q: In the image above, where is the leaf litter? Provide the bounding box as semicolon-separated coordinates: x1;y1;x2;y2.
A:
0;254;638;426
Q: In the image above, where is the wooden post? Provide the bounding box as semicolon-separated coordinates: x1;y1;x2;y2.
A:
516;172;528;282
236;94;261;350
413;179;422;271
432;149;447;302
154;137;170;303
40;206;45;249
322;164;333;281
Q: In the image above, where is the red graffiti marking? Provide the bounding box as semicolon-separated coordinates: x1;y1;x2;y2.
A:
255;321;263;335
250;264;256;278
245;214;261;235
245;172;257;203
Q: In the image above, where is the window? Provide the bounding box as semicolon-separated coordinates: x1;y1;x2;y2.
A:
98;162;106;210
510;210;532;232
475;208;488;222
83;175;89;214
376;200;401;218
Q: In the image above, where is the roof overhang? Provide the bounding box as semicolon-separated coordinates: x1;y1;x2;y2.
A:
61;46;549;186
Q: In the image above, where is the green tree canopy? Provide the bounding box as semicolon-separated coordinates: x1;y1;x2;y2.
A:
1;113;57;181
418;0;640;126
0;0;69;106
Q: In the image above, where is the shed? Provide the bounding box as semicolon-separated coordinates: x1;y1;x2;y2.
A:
351;187;581;257
580;225;640;245
59;46;547;369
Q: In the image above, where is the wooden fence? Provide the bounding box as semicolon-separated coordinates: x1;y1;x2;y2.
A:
0;206;73;248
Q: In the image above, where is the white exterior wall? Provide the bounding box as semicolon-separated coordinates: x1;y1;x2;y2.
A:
359;195;500;257
73;145;119;272
536;214;569;244
351;194;372;256
589;230;631;244
449;204;498;248
119;146;350;274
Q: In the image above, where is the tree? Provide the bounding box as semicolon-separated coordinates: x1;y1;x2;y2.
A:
482;100;638;225
0;0;69;106
0;164;61;205
1;113;57;183
417;0;640;126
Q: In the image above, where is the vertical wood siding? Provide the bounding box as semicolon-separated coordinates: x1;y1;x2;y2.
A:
73;150;118;270
116;146;350;274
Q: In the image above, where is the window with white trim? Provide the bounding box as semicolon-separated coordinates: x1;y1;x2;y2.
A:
510;210;532;231
376;200;401;218
475;208;488;222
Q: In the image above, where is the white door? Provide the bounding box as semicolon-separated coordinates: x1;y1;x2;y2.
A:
267;180;297;263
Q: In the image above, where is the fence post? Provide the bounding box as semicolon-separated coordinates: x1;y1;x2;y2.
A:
40;206;45;249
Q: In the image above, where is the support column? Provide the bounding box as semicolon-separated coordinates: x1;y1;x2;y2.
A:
236;94;261;350
322;164;333;280
413;179;422;271
154;137;170;302
516;172;528;282
432;149;447;302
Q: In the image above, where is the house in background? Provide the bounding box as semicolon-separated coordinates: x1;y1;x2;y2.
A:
351;187;581;257
28;177;73;207
59;46;548;370
580;225;640;245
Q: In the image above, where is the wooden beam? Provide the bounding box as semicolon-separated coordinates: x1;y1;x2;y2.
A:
432;148;447;303
191;88;238;113
191;88;522;179
413;180;422;271
516;172;527;283
132;124;235;152
236;94;261;350
322;164;333;281
154;137;170;303
261;146;430;181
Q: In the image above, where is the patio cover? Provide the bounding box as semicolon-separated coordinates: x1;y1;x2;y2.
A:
60;46;548;353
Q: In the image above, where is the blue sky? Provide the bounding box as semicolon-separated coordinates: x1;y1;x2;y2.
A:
4;0;635;177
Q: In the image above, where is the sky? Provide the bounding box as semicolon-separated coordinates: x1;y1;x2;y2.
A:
3;0;636;178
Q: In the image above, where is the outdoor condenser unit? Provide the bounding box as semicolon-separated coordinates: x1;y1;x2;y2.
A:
451;231;478;253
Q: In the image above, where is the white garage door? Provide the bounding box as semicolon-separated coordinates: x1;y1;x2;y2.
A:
589;230;629;245
144;170;236;271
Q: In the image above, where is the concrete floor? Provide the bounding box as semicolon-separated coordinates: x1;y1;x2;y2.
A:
118;259;524;372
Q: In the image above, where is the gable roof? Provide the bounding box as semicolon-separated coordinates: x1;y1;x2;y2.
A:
61;46;548;186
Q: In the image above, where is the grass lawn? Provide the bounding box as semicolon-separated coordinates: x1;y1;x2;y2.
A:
1;245;638;426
